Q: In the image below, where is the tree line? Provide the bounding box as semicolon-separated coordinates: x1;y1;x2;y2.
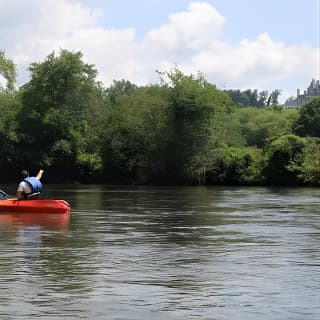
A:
0;49;319;185
226;88;281;107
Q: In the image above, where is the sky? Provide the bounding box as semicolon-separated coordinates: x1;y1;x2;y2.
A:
0;0;319;102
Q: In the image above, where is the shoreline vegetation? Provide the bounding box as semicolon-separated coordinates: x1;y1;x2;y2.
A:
1;50;320;186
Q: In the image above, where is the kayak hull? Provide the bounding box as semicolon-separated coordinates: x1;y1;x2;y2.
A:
0;199;70;214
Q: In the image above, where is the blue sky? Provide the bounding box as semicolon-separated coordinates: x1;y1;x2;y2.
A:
1;0;319;102
86;0;319;45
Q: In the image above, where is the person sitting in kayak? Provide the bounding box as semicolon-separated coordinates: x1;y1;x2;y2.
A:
16;169;44;200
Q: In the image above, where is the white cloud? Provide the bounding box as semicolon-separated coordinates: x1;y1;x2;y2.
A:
0;0;102;79
191;33;317;88
0;0;318;101
143;2;225;52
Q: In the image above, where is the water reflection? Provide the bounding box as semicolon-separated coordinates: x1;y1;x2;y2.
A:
0;212;70;230
0;185;319;320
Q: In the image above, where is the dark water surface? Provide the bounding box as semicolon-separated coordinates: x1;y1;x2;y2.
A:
0;185;319;319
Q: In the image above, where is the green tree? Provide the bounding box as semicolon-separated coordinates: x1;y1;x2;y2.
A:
203;146;264;185
257;90;269;107
293;97;320;137
160;68;233;183
226;89;273;107
0;91;20;178
248;89;258;106
269;89;281;105
235;107;298;147
105;79;137;106
263;134;306;185
17;50;104;181
294;137;320;185
0;51;16;91
0;52;19;178
101;85;169;183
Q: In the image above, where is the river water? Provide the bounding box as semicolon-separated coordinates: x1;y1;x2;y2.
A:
0;185;319;319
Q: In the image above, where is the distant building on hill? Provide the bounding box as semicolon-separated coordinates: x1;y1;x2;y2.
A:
283;79;320;108
296;78;320;106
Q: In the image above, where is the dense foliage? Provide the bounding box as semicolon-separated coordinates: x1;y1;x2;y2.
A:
0;50;16;91
0;50;319;185
226;88;281;107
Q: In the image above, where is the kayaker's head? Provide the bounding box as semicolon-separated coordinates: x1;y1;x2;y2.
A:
21;170;29;178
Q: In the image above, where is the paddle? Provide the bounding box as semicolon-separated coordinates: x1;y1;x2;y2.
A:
0;189;10;200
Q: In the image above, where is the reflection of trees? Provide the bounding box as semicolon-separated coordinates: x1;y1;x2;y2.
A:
44;184;105;212
0;213;70;230
97;186;232;293
106;186;228;245
71;185;105;211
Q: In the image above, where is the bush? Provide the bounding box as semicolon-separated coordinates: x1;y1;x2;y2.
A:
190;146;264;185
291;137;320;185
293;97;320;137
263;134;306;185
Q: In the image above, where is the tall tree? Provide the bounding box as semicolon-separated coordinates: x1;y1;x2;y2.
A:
105;79;137;106
18;50;104;181
269;89;281;105
0;52;19;178
257;91;269;107
0;51;16;91
0;91;20;178
160;68;233;183
101;85;169;183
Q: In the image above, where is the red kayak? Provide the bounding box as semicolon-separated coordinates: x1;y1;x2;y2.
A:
0;199;71;214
